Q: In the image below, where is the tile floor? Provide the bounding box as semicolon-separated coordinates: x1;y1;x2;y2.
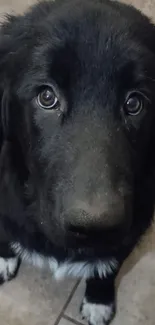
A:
0;1;155;325
0;223;155;325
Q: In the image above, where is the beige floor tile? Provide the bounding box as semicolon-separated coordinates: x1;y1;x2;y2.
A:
65;279;154;325
120;0;155;20
65;226;155;325
58;317;77;325
0;0;37;15
0;0;154;22
65;281;86;325
0;263;76;325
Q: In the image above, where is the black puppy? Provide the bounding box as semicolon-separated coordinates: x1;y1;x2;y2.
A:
0;0;155;324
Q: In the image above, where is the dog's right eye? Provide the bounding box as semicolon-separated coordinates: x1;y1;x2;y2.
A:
37;86;59;110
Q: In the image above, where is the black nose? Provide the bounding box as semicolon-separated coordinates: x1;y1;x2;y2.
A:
66;207;131;246
67;207;130;230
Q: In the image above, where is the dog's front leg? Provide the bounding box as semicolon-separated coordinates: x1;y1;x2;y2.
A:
0;242;20;284
80;276;116;325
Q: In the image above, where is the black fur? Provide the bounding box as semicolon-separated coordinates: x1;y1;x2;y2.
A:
0;0;155;324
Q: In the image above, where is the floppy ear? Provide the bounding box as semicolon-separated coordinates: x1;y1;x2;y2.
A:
0;85;13;177
0;11;31;179
0;88;28;188
0;80;28;186
0;14;21;146
0;88;10;142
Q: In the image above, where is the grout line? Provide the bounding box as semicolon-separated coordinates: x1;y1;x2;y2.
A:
53;279;81;325
63;314;85;325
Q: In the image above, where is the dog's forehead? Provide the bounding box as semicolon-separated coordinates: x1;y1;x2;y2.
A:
37;23;143;91
44;7;129;59
35;19;132;76
17;0;153;97
34;4;147;79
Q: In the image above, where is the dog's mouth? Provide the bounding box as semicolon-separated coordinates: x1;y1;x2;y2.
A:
64;225;127;257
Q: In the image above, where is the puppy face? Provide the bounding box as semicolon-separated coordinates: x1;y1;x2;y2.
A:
1;0;155;257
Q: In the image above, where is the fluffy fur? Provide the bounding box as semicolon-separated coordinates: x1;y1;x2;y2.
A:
11;241;118;279
0;0;155;324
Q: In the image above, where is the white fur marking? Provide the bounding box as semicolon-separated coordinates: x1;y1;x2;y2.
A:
81;298;114;325
11;242;118;279
54;258;118;280
11;242;58;273
0;257;18;281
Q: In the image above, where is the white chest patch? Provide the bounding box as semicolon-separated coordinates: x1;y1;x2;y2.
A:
11;242;118;279
54;258;118;280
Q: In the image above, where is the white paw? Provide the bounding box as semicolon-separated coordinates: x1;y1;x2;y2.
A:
81;298;114;325
0;257;19;284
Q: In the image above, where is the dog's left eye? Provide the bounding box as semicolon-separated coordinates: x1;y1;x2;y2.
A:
37;86;59;109
123;92;143;116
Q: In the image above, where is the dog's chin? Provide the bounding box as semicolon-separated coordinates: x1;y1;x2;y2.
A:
62;239;121;261
63;246;118;264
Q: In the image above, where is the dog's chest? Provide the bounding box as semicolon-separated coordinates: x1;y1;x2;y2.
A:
11;242;118;279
